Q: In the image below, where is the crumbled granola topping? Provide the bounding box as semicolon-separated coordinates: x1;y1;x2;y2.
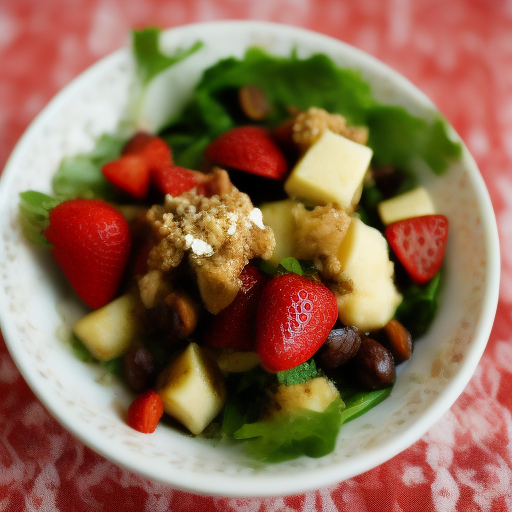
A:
145;187;275;314
292;107;369;151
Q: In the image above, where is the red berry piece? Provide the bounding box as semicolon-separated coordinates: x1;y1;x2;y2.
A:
256;273;338;372
43;199;131;309
385;214;449;285
127;389;164;434
204;264;269;352
205;126;288;180
102;154;151;200
151;165;207;197
123;132;173;172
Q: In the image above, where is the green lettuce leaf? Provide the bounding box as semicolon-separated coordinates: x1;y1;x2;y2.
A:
234;397;346;463
277;360;319;386
52;134;125;200
132;27;204;85
160;47;461;174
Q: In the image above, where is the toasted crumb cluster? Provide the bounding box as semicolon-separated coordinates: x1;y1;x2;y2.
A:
292;107;369;151
145;188;275;314
292;203;351;281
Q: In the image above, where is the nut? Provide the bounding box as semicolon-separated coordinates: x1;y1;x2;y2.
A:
238;85;271;120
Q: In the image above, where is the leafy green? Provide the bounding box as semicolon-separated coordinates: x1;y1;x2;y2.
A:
234;397;345;463
160;47;461;173
277;360;319;386
395;271;443;339
339;387;392;423
260;257;317;277
52;134;125;200
132;27;204;85
18;191;63;245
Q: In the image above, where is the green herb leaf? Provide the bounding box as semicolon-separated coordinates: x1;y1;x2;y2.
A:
18;191;62;245
276;257;304;276
395;270;443;339
234;397;345;463
132;27;204;85
277;360;319;386
339;387;392;423
52;134;125;200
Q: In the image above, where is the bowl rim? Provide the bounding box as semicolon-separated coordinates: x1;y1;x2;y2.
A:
0;20;501;497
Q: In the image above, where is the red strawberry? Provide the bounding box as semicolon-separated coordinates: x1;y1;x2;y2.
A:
102;154;151;200
123;132;172;171
256;273;338;372
102;133;172;200
385;214;449;285
127;389;164;434
204;264;269;352
43;199;131;309
205;126;288;180
151;164;208;197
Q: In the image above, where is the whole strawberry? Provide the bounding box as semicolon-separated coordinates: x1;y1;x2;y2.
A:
43;199;131;309
256;273;338;372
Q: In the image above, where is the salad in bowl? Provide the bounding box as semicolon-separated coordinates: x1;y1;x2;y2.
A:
0;22;499;496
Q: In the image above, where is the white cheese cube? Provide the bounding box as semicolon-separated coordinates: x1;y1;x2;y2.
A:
284;129;373;210
377;186;435;226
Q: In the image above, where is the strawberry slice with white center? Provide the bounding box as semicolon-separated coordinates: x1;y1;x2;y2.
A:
385;214;449;285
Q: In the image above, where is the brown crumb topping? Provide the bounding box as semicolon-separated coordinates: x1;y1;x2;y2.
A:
144;187;275;314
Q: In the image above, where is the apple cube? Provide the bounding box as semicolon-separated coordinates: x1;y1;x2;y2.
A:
156;343;226;435
73;293;140;361
259;199;297;266
274;377;339;413
377;186;435;226
284;129;373;211
336;217;402;331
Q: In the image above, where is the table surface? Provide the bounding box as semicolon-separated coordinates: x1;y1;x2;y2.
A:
1;1;511;510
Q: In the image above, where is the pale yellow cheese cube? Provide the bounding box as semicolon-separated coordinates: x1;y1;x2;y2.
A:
157;343;226;435
73;293;140;361
284;129;373;210
377;186;435;226
260;199;297;266
336;217;402;331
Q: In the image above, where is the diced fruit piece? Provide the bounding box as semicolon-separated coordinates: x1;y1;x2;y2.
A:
102;154;151;200
156;343;226;435
127;389;164;434
259;199;298;266
377;186;436;226
43;199;131;309
73;293;141;361
256;273;338;372
335;217;402;331
123;132;172;172
284;129;373;211
152;165;208;196
205;126;288;180
352;338;396;390
385;214;449;284
210;349;261;373
274;377;339;413
203;264;268;351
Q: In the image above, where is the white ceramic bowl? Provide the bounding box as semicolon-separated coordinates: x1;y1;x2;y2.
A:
0;21;500;497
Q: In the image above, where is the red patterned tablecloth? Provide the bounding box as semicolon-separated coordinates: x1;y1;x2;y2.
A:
1;1;511;510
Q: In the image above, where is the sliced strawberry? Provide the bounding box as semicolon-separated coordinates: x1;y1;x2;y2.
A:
256;273;338;372
43;199;131;309
127;389;164;434
205;126;288;180
203;264;269;352
385;214;449;285
152;165;208;197
102;154;150;200
123;132;173;171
